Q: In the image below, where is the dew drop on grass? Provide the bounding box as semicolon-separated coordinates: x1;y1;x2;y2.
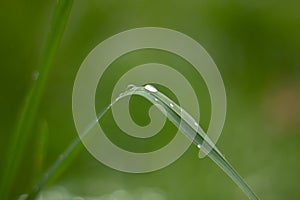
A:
144;84;158;92
154;98;158;102
170;103;174;108
127;84;136;90
32;70;39;80
197;144;201;149
18;194;28;200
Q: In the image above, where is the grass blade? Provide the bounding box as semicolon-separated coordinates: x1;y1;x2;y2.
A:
25;103;112;200
27;84;259;200
131;85;259;200
0;0;74;199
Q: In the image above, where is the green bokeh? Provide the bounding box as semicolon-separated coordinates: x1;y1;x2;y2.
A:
1;0;300;199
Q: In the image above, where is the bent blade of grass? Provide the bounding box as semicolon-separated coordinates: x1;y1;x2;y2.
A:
133;85;259;200
114;85;259;200
27;84;259;200
0;0;74;199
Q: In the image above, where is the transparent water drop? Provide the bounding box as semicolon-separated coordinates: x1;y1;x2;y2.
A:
32;70;39;80
59;154;64;160
144;84;158;92
194;122;198;127
197;144;201;149
170;103;174;108
126;84;136;90
154;98;158;102
18;194;28;200
73;197;85;200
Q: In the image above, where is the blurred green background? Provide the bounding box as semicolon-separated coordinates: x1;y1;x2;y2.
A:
1;0;300;199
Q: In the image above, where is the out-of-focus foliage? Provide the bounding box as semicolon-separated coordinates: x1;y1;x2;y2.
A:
1;0;300;199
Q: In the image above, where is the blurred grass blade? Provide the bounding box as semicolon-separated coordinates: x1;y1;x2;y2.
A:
0;0;74;199
27;84;259;200
31;120;49;187
25;104;112;200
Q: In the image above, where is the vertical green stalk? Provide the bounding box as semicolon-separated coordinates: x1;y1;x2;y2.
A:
0;0;73;199
31;120;49;188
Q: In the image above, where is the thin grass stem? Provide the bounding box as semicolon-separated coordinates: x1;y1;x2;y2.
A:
0;1;74;199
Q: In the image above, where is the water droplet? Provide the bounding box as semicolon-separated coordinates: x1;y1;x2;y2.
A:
194;122;198;127
18;194;28;200
154;98;158;101
127;84;136;90
197;144;201;149
32;70;39;80
59;155;64;160
170;103;174;108
144;84;158;92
